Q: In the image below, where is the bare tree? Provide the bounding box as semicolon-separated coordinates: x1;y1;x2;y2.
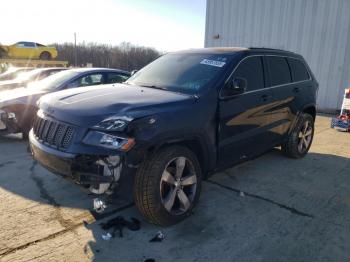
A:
53;42;162;71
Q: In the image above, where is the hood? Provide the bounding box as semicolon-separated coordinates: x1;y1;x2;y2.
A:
0;87;48;107
39;84;196;127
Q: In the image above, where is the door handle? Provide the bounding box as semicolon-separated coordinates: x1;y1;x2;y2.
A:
293;87;300;93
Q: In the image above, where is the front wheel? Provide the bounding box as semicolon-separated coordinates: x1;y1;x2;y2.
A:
281;113;315;158
134;146;202;226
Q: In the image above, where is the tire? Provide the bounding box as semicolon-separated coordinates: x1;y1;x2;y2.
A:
39;52;51;60
281;113;314;158
134;145;202;226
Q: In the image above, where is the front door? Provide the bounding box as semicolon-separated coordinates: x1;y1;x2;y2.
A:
218;55;275;168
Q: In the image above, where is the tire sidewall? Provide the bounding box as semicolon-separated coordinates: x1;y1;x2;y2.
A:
292;114;315;158
146;146;202;225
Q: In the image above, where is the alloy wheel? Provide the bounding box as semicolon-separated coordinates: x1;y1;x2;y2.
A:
298;120;313;153
160;156;197;215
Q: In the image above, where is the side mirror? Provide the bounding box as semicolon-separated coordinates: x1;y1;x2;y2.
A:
223;77;247;97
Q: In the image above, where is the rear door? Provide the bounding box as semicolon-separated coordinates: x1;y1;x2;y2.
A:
218;55;274;168
265;56;311;143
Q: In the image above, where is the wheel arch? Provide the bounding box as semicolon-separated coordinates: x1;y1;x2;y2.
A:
145;136;215;178
302;104;316;120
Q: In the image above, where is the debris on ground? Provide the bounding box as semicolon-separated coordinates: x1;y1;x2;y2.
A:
239;191;245;197
93;198;107;213
144;259;156;262
100;216;141;238
101;232;112;241
149;231;166;242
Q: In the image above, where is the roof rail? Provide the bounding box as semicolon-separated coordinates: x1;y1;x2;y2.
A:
248;47;295;53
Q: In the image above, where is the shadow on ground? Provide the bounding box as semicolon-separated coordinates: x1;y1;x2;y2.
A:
81;150;350;262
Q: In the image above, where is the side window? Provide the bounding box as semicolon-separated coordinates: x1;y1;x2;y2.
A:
79;73;104;86
266;56;291;86
232;56;264;91
18;42;36;48
288;58;310;82
105;73;129;84
25;42;36;47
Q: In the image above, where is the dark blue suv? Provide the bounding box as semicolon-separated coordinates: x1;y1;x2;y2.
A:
30;48;318;226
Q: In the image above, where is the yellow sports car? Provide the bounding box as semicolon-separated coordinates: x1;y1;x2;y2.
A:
0;41;58;60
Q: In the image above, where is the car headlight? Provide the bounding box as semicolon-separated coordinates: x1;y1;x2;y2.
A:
93;116;133;131
83;131;135;151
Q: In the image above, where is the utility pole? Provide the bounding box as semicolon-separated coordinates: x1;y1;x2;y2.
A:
74;32;77;67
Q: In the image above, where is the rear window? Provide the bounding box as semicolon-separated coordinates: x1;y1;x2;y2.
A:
266;56;291;86
288;58;310;82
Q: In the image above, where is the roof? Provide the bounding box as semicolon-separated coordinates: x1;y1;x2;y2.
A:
69;67;130;75
173;47;302;58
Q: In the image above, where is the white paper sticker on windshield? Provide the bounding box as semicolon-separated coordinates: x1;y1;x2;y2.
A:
200;59;226;68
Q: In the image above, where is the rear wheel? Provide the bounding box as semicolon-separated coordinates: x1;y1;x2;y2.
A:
134;146;201;226
39;52;51;60
281;113;314;158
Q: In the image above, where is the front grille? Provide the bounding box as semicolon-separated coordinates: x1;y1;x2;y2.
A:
33;115;75;149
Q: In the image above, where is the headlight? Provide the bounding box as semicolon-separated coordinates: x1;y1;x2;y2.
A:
83;131;135;151
94;116;133;131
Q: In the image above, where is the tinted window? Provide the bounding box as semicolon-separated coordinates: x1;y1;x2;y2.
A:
232;56;264;91
288;58;310;82
106;73;129;84
266;56;291;86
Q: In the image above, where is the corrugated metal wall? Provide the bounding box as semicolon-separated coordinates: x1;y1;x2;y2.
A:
205;0;350;111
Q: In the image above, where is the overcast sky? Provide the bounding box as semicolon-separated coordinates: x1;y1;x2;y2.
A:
1;0;206;52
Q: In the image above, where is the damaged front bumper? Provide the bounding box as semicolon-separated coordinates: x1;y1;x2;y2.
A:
29;130;138;198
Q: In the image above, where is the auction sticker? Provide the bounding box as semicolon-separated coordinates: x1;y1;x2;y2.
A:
200;59;226;67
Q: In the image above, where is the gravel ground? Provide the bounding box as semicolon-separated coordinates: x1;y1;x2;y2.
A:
0;115;349;262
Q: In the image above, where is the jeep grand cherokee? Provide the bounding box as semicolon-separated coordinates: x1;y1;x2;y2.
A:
29;48;318;226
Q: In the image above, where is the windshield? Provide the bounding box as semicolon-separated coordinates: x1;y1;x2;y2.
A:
27;70;80;91
126;53;234;94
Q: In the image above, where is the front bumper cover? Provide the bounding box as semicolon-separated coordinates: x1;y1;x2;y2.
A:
29;130;131;186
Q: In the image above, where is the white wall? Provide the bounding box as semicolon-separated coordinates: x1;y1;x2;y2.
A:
205;0;350;111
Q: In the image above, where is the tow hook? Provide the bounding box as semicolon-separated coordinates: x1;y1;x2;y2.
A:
93;198;107;213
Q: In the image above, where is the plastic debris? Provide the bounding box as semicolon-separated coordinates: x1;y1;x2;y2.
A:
149;231;165;242
239;191;245;197
100;216;141;238
93;198;107;213
101;232;112;241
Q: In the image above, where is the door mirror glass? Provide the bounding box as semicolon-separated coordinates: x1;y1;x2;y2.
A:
223;77;247;97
